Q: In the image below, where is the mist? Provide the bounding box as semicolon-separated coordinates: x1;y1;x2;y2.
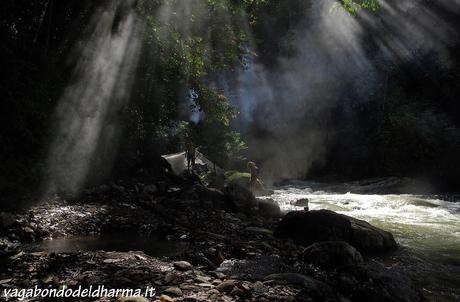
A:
43;0;235;195
45;0;143;196
41;0;460;193
223;0;460;182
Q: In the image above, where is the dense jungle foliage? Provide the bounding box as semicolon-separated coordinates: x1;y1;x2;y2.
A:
1;0;460;198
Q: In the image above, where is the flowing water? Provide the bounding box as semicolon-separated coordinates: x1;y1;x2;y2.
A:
265;179;460;300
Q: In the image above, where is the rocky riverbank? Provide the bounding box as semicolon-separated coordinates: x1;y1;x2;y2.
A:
0;177;426;301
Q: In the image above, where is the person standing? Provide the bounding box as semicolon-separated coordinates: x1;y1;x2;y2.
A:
247;161;259;192
186;142;196;172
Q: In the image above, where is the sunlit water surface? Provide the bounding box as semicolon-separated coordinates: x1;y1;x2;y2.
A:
268;183;460;262
264;181;460;300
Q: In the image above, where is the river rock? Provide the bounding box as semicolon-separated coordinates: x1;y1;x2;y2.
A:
23;226;34;234
216;280;236;293
348;217;397;252
173;261;193;271
275;210;351;244
274;210;397;253
159;295;174;302
301;241;363;267
224;183;258;214
164;287;183;296
292;198;309;207
257;199;282;218
164;272;182;284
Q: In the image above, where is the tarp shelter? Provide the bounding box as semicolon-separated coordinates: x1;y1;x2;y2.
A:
162;151;224;176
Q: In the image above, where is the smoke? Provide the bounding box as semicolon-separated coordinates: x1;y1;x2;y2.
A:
223;0;460;182
45;0;143;196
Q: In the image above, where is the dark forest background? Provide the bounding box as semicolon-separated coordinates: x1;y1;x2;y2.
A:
2;0;460;202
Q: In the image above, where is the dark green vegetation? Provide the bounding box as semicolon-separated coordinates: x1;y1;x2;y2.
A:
1;0;459;203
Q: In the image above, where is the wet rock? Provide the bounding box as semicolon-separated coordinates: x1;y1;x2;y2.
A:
9;251;24;260
197;282;214;288
207;289;221;299
252;281;268;294
275;210;397;253
23;226;34;234
349;218;397;252
216;280;236;293
179;284;196;291
164;272;182;284
275;210;351;245
258;199;282;218
159;295;175;302
230;287;247;298
164;287;183;296
209;271;226;279
173;261;193;271
224;183;258;214
301;241;363;267
291;198;309;208
233;282;252;298
0;279;12;285
0;237;19;255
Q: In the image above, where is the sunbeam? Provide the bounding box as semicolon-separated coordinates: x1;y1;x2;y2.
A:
45;0;143;196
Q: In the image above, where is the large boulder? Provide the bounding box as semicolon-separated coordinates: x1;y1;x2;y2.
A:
274;210;397;253
224;183;258;214
301;241;363;267
274;210;351;245
257;199;282;218
349;217;397;252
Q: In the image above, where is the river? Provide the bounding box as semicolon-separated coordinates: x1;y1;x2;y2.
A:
264;179;460;301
